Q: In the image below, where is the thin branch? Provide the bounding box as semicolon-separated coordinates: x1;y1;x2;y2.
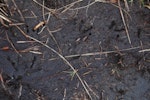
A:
12;0;25;21
123;0;130;11
49;46;141;61
32;0;57;17
6;33;22;56
47;27;62;53
139;49;150;52
118;0;131;45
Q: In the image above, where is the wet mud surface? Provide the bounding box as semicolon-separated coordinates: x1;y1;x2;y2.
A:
0;0;150;100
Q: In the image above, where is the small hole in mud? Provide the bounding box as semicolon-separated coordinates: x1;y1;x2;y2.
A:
89;33;92;35
116;34;120;38
137;28;141;38
109;20;116;29
118;89;125;95
26;25;29;33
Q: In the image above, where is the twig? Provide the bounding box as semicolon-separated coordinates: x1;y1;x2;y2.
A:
12;0;25;21
118;0;131;45
84;80;99;99
123;0;130;11
18;46;40;53
0;72;12;97
32;0;57;17
49;46;141;60
47;27;62;53
9;22;25;26
110;3;132;20
58;0;82;13
69;0;118;11
70;1;96;10
0;14;11;23
17;40;36;43
37;12;51;34
42;0;45;21
6;33;22;56
139;49;150;52
63;88;66;100
86;0;92;17
36;10;62;53
18;84;22;99
0;72;6;91
36;0;47;34
15;25;28;37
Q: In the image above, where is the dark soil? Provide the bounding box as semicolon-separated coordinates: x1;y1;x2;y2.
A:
0;0;150;100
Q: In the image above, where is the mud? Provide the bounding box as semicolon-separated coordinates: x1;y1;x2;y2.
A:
0;0;150;100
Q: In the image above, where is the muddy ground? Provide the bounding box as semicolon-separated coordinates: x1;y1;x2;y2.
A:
0;0;150;100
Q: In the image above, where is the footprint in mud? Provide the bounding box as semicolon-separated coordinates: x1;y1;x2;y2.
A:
7;56;19;71
108;20;125;32
77;17;94;41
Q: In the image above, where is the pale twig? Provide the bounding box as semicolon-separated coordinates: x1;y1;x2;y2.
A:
110;3;132;20
9;23;25;26
42;0;45;21
84;80;99;99
47;28;61;33
31;11;38;18
17;41;36;43
60;3;75;14
0;13;11;23
63;88;66;100
0;72;6;91
36;0;47;34
69;0;116;11
37;25;46;34
123;0;130;11
18;84;22;99
32;0;57;16
49;46;141;60
12;0;25;21
44;12;62;53
37;12;51;34
58;0;82;13
18;46;40;53
47;27;62;53
0;72;12;96
15;25;28;37
18;45;42;55
139;49;150;52
6;33;22;57
86;0;92;17
70;1;96;10
118;0;131;45
0;8;8;16
29;51;42;55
